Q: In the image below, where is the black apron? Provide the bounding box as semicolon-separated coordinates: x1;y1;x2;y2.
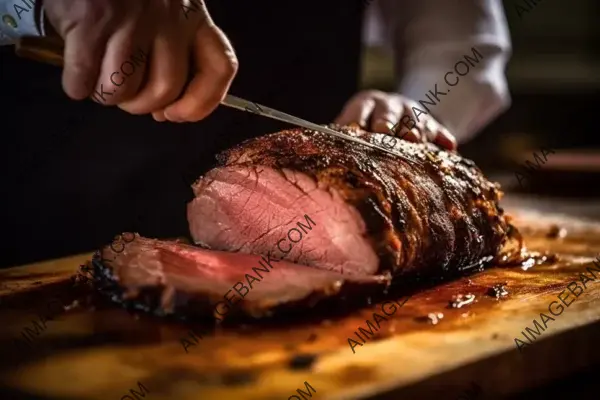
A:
0;0;365;268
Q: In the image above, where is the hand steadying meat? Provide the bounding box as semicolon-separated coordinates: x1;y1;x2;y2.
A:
335;90;457;151
43;0;238;123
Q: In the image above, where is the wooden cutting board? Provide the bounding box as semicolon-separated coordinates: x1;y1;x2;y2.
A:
1;209;600;400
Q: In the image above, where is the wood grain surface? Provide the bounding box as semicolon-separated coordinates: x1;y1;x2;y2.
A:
1;209;600;400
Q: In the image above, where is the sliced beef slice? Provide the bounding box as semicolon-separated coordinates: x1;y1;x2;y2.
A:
97;235;389;318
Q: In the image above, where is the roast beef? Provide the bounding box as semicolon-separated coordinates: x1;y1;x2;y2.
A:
94;125;516;318
189;125;509;277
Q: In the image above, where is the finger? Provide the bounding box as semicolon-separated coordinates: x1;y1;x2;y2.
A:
47;2;110;100
92;12;153;106
369;96;403;134
118;19;188;114
164;22;238;122
396;127;421;143
434;125;458;151
334;92;377;128
152;110;167;122
422;119;440;142
62;29;106;99
422;118;457;151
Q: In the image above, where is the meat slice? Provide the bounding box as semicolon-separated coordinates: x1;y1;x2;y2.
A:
96;235;389;318
189;125;510;279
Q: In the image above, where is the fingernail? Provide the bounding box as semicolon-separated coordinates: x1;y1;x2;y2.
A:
412;128;423;142
385;121;396;133
424;129;437;142
436;132;458;151
397;128;410;139
164;109;182;122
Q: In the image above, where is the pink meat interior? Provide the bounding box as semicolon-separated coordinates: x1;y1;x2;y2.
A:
187;166;379;276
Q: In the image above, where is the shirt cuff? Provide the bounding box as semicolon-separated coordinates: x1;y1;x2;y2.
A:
399;42;511;143
0;0;45;46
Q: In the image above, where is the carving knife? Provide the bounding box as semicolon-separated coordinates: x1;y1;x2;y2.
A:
15;35;402;157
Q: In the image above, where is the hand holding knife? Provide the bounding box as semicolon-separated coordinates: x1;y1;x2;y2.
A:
15;36;402;158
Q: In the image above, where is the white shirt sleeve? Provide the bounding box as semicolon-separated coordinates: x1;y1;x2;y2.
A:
0;0;45;45
372;0;512;143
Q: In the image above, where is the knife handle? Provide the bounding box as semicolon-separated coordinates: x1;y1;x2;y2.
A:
15;35;65;67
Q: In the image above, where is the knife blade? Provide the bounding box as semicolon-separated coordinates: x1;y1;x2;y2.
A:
15;36;403;158
222;94;403;157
